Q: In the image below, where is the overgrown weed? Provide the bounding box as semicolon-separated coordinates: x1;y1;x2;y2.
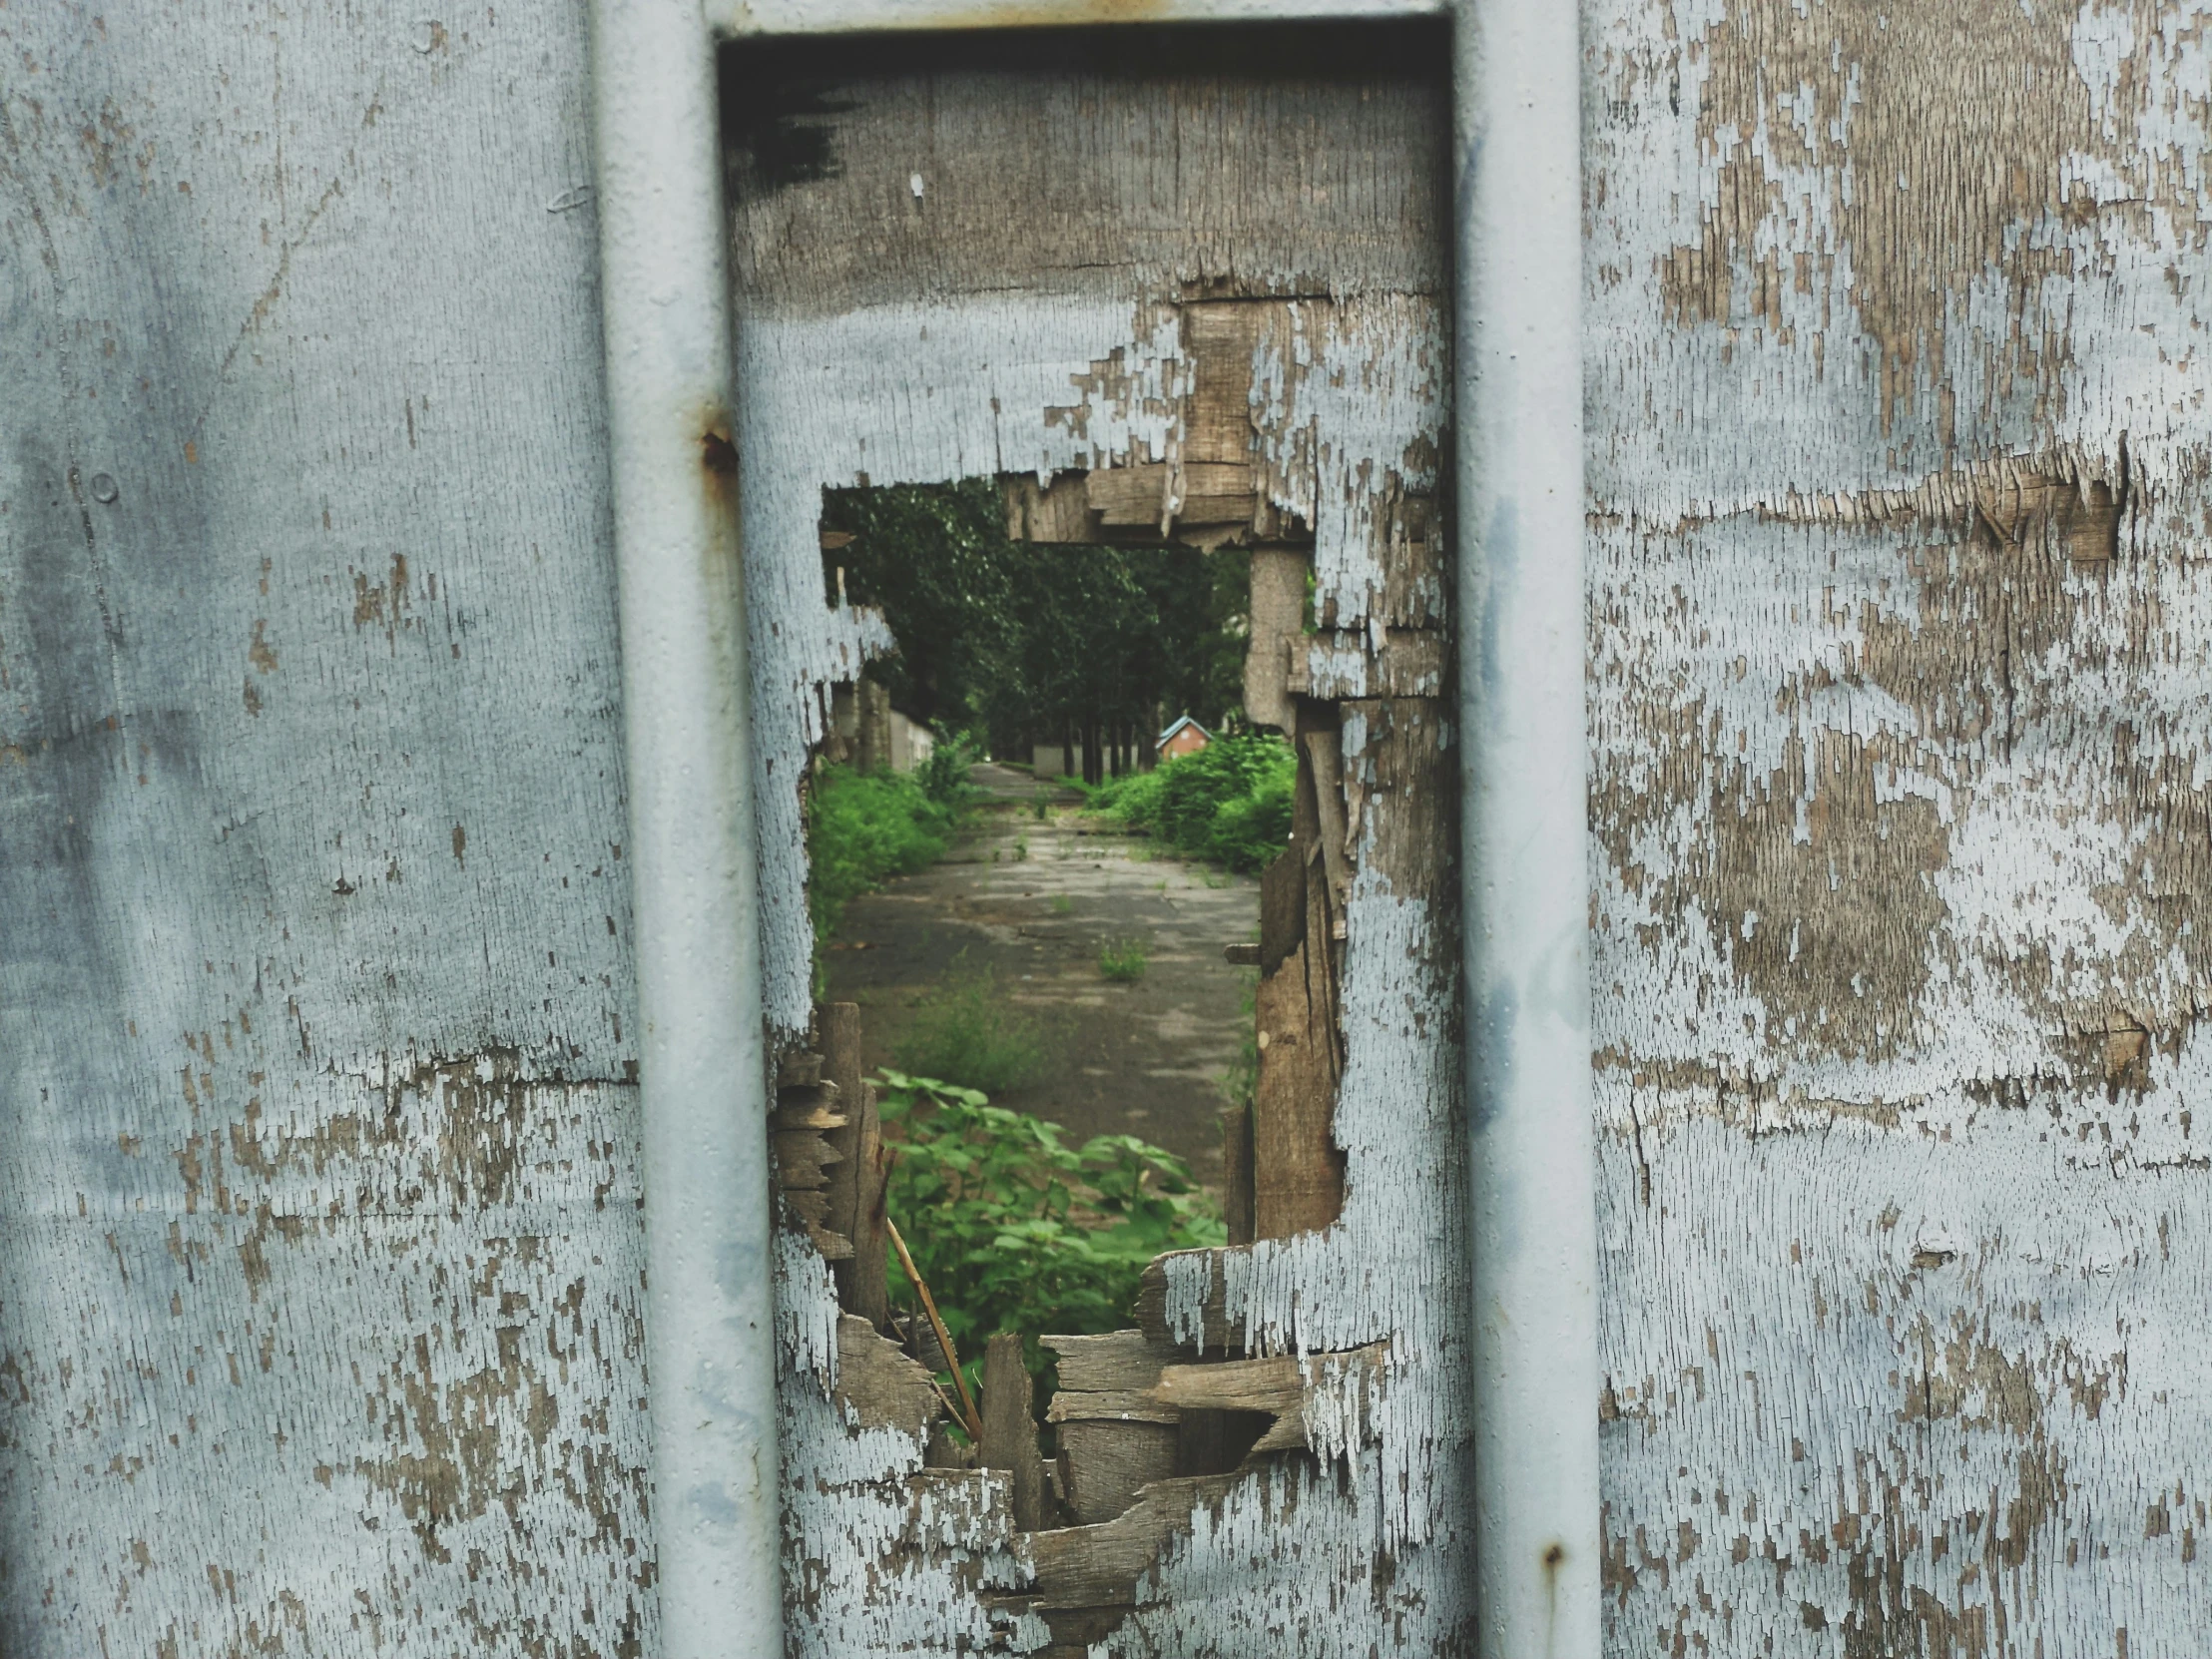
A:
1097;938;1148;982
891;967;1044;1095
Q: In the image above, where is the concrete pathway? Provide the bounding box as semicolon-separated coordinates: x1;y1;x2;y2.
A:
820;762;1258;1190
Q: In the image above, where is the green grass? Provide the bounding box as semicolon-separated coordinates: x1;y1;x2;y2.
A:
1097;938;1148;982
1048;894;1074;915
890;969;1044;1096
1087;732;1295;873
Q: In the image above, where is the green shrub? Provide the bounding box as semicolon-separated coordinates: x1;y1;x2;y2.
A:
1097;938;1148;982
807;764;958;947
916;728;982;806
876;1071;1226;1377
890;970;1043;1096
1089;733;1295;873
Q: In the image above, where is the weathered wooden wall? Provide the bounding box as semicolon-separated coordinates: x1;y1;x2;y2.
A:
1586;0;2212;1650
7;2;2211;1655
726;26;1471;1656
0;4;658;1654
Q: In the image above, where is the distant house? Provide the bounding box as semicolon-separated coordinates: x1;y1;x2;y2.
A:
1156;716;1212;762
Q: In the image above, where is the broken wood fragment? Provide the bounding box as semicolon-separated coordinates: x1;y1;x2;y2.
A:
849;1080;890;1329
819;1002;866;1304
979;1333;1048;1532
1039;1330;1185;1392
1134;1253;1239;1353
1045;1390;1181;1427
1243;547;1309;732
1054;1419;1180;1526
1221;1101;1254;1248
1025;1474;1243;1609
831;1314;938;1439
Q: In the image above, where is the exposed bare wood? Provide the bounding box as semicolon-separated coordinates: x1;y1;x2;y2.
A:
1026;1474;1244;1609
1151;1356;1303;1417
1257;847;1306;979
979;1334;1048;1533
1221;1101;1255;1247
846;1081;890;1329
723;26;1449;314
1244;547;1310;732
1053;1420;1183;1529
1288;628;1449;700
1045;1391;1182;1427
772;1128;838;1190
832;1315;939;1440
1301;725;1355;910
1135;1252;1239;1354
819;1002;866;1305
1038;1330;1186;1392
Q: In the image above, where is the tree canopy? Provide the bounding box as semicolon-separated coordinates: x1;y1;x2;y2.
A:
820;478;1250;759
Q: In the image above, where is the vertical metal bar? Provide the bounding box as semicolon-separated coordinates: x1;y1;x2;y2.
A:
1454;2;1602;1655
589;2;786;1653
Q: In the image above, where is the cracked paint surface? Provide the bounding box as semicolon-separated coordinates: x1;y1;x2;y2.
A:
1589;0;2212;1648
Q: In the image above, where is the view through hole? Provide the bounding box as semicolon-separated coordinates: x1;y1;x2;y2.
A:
804;478;1287;1512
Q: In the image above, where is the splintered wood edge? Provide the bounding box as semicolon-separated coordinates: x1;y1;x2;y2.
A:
1021;1473;1247;1610
831;1314;937;1439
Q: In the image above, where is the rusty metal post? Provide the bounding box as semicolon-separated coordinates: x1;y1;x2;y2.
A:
1454;1;1603;1654
590;0;785;1651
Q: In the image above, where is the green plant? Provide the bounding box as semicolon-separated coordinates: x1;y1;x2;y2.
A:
1030;795;1050;821
1097;938;1148;982
1013;837;1029;861
807;763;959;949
890;969;1044;1095
1048;894;1074;916
1089;733;1295;873
876;1071;1226;1376
916;728;983;805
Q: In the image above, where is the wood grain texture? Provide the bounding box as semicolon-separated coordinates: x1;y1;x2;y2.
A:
722;23;1448;314
1587;0;2212;1649
0;3;655;1653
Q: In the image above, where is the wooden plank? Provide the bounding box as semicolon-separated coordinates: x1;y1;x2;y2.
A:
1150;1355;1303;1417
1252;917;1345;1238
1288;626;1448;699
1134;1252;1239;1354
1003;472;1099;545
724;29;1450;314
1243;547;1309;732
979;1334;1048;1533
819;1002;865;1306
1257;846;1306;977
772;1128;838;1190
1222;1101;1255;1248
1339;698;1449;893
832;1314;939;1439
1055;1420;1181;1527
1038;1330;1185;1392
1301;725;1355;911
1026;1474;1244;1609
848;1080;889;1328
1085;463;1170;528
1045;1390;1181;1426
